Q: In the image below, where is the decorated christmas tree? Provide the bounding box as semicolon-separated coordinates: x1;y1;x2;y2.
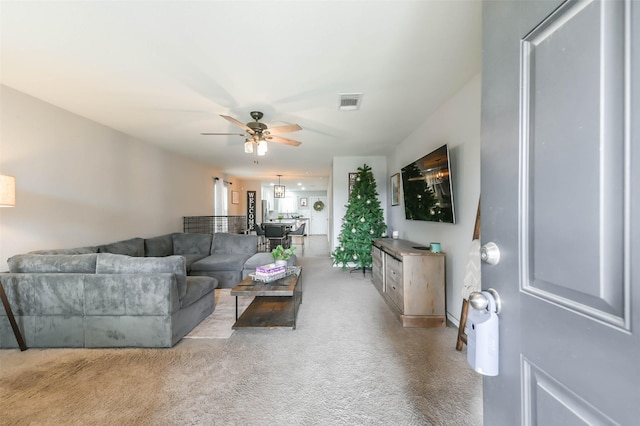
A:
332;164;387;271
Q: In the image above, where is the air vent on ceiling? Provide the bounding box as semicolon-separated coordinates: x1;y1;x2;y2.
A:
338;93;363;111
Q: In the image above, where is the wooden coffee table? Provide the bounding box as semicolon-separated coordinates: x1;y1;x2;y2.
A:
231;267;302;329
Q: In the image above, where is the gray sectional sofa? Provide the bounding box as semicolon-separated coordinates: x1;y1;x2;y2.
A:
0;232;290;349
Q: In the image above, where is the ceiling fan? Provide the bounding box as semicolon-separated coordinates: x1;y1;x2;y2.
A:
201;111;302;155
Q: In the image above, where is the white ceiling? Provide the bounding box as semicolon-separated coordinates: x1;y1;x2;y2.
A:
0;1;482;191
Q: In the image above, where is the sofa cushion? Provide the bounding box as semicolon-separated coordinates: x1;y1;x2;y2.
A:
7;254;98;274
190;253;253;272
180;276;218;309
95;253;187;299
173;233;212;256
98;238;145;257
181;254;209;273
211;233;258;255
188;270;241;289
29;246;98;255
144;234;174;257
242;253;277;271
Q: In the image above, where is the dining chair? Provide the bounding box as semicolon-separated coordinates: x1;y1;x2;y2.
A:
289;223;306;253
254;223;269;252
264;223;290;249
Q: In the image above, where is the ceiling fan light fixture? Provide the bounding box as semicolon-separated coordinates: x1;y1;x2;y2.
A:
203;111;302;155
257;139;268;156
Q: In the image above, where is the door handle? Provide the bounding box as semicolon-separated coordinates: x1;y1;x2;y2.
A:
481;242;501;265
469;288;501;314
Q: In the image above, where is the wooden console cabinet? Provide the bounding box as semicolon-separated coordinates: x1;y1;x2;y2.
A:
372;238;446;327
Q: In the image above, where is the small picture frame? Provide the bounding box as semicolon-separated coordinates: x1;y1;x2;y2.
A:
300;197;308;207
348;172;358;196
391;173;400;206
231;190;240;205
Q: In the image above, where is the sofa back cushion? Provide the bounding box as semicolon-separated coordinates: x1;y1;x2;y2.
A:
98;238;145;257
7;254;98;273
95;253;187;299
172;233;212;256
28;246;98;255
144;234;174;257
211;233;258;255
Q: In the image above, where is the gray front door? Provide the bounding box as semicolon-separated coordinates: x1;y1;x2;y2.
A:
481;0;639;424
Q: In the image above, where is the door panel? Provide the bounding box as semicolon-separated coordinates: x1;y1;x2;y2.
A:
523;358;616;426
521;0;626;325
481;0;639;424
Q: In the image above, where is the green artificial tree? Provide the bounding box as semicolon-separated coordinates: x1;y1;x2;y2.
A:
332;164;387;272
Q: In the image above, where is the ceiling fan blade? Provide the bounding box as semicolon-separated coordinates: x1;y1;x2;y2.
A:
265;135;302;147
220;114;254;134
264;124;302;135
201;132;246;136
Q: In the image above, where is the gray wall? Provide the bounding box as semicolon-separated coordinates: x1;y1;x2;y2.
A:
386;74;481;325
0;85;225;270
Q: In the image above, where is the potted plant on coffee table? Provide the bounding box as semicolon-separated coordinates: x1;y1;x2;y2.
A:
271;245;296;267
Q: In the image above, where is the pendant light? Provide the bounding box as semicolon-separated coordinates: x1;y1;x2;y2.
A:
274;175;285;198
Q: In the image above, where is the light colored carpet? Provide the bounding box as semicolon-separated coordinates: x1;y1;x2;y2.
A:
0;256;482;425
185;289;254;339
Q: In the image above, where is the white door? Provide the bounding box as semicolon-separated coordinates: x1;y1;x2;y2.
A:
481;0;639;424
309;196;328;235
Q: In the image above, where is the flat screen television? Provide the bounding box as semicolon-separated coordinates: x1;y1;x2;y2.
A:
401;144;455;223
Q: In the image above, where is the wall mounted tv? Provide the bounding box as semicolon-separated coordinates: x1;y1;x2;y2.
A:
401;144;455;223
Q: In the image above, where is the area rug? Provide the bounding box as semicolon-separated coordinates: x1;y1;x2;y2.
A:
184;288;253;339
